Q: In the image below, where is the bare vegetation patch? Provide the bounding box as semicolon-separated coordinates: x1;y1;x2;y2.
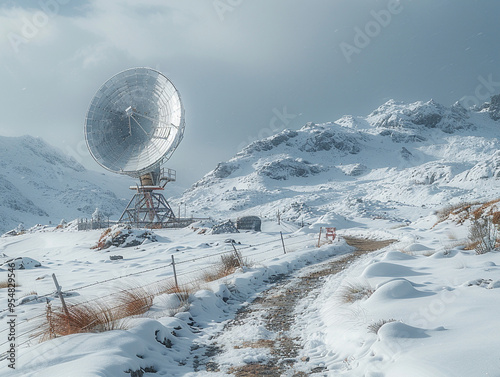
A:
434;201;479;225
367;319;397;334
234;339;275;349
154;279;194;314
40;300;128;341
339;282;375;304
201;252;250;283
115;286;154;317
471;199;500;220
40;280;195;341
0;280;19;289
434;199;500;227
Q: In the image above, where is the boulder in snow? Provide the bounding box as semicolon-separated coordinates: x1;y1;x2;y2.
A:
2;257;41;269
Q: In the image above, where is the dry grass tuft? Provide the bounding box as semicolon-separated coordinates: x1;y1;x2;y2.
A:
434;199;500;228
0;280;20;289
399;248;415;256
41;300;128;341
471;199;500;220
91;227;112;250
433;201;480;227
115;286;155;317
155;279;193;312
339;282;375;304
201;253;248;283
492;211;500;225
367;319;397;334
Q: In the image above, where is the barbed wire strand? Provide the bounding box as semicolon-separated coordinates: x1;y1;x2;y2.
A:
0;231;328;357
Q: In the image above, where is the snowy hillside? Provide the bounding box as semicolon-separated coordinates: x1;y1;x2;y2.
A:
2;97;500;376
0;135;134;233
180;97;500;224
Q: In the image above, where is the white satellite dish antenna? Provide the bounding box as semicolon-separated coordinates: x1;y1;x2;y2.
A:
84;67;185;227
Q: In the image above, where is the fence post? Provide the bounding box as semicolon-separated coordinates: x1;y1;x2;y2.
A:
231;241;244;267
171;255;179;289
52;273;70;317
280;231;286;254
317;227;323;248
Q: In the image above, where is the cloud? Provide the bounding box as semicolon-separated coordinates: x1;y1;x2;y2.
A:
0;0;500;188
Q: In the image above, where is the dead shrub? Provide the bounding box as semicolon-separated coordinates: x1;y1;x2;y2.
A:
468;217;497;255
339;282;375;304
367;319;397;334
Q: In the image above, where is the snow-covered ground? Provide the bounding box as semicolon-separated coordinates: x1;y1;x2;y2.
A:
1;96;500;375
1;210;499;376
294;216;500;376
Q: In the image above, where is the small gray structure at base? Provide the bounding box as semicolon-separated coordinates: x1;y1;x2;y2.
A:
236;216;261;231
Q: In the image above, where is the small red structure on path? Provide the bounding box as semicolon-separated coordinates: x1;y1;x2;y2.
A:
326;227;336;241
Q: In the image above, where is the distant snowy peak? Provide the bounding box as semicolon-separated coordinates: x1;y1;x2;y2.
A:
0;135;84;173
367;99;473;134
478;94;500;121
193;123;365;187
239;123;363;157
197;98;492;186
180;96;500;222
0;135;132;233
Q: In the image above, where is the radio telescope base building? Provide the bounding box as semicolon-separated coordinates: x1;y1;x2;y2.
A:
84;67;186;228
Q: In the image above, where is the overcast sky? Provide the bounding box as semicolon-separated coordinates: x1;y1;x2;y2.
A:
0;0;499;188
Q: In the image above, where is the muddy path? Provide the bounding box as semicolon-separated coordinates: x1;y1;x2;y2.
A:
194;237;396;376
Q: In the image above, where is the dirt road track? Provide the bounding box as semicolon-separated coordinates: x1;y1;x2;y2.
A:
198;237;397;376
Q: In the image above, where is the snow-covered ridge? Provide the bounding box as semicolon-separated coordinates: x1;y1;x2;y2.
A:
180;98;500;223
0;135;133;233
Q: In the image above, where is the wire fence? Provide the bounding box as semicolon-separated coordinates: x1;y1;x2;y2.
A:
0;230;331;360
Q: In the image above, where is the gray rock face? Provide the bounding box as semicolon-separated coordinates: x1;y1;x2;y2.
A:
401;147;413;160
212;162;239;179
372;100;472;134
242;130;299;154
298;129;361;154
258;158;325;180
378;130;426;143
487;94;500;121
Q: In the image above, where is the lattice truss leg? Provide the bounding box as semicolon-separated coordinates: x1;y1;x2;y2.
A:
119;191;175;227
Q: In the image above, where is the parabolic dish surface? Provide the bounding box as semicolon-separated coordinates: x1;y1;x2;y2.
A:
84;67;185;177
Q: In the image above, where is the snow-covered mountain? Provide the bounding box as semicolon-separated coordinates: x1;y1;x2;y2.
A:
0;135;134;233
4;98;500;377
179;96;500;224
4;95;500;233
